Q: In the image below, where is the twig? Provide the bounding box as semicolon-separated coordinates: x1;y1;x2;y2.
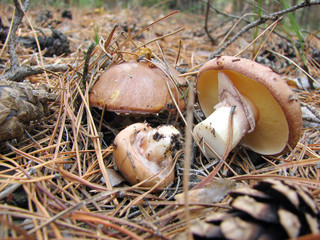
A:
219;13;258;48
0;64;70;81
2;0;70;82
204;0;292;45
8;0;31;70
183;84;195;239
209;0;320;59
202;0;244;20
204;0;216;45
235;17;283;57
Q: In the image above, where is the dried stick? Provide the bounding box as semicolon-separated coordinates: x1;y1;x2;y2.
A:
204;0;216;45
8;0;31;70
0;64;69;81
183;84;195;239
1;0;70;82
205;0;292;45
208;0;320;59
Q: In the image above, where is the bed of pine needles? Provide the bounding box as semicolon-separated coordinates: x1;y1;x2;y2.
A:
0;4;320;239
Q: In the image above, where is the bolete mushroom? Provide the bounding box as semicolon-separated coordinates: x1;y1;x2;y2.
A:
89;61;186;114
113;122;182;188
193;56;302;158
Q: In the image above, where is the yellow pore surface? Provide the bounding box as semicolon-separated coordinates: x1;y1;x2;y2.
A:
197;70;289;155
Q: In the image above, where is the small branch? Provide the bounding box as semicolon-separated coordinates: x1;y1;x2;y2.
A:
8;0;31;70
209;0;320;59
206;0;292;45
202;0;242;20
3;0;70;83
1;0;71;82
0;64;70;81
204;0;216;45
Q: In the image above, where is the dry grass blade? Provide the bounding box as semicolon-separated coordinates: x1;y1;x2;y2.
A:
268;49;318;85
235;17;283;57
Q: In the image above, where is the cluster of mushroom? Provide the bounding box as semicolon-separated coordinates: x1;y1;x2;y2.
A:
89;60;186;188
89;56;302;189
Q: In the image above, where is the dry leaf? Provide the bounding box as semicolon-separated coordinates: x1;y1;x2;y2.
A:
175;179;235;204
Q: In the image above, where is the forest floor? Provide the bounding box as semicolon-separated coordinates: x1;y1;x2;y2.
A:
0;3;320;239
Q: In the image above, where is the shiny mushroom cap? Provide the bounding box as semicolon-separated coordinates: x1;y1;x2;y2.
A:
113;122;182;188
194;56;302;157
89;61;186;114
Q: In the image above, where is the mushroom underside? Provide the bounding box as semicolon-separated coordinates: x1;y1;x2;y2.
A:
196;70;290;155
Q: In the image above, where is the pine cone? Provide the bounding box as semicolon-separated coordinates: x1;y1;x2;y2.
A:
191;179;320;240
0;79;55;148
18;28;71;57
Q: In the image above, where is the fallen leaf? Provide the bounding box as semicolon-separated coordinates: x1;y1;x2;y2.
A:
175;179;235;204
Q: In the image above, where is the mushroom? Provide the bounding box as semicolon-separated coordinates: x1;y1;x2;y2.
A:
193;56;302;159
89;61;186;114
113;122;182;188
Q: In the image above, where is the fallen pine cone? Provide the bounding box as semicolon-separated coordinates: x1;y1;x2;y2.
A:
17;28;71;57
0;79;55;148
191;179;320;240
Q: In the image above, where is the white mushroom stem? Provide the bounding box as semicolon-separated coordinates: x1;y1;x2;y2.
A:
134;125;182;162
194;72;258;159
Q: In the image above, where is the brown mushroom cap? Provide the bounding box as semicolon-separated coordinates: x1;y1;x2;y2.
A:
89;61;186;114
196;56;302;155
113;123;176;188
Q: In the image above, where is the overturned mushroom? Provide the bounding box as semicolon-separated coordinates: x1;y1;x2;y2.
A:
113;123;182;188
89;61;186;114
194;56;302;159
